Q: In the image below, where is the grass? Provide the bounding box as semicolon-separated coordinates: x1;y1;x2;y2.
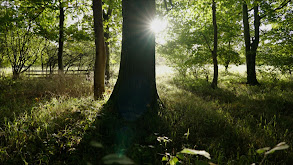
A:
0;75;93;123
157;70;293;164
0;75;106;164
0;68;292;164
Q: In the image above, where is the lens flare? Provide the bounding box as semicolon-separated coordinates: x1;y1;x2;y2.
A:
150;18;168;33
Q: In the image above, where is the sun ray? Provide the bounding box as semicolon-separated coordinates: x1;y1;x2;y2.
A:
150;18;168;33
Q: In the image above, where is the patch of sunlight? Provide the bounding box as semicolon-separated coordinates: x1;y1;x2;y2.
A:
156;65;174;78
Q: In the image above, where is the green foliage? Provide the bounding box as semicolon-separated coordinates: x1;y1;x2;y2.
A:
257;142;289;155
180;148;211;160
0;0;123;76
157;0;243;78
256;142;290;165
2;28;46;74
258;3;293;75
218;47;242;70
63;41;95;70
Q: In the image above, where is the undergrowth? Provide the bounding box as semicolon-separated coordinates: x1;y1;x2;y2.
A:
0;76;107;164
0;70;292;164
0;76;93;123
156;71;293;164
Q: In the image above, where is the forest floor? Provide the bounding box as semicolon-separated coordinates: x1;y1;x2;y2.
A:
0;64;293;164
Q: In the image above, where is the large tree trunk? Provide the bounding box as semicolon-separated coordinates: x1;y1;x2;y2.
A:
57;1;64;74
108;0;158;121
93;0;106;99
211;0;218;89
242;1;259;85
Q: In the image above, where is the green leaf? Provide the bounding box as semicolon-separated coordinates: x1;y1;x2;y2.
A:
180;148;211;159
176;153;185;160
169;157;179;165
162;156;168;161
256;147;270;154
265;142;289;155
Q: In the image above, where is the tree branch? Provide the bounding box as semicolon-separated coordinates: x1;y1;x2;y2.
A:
201;32;213;53
260;0;292;19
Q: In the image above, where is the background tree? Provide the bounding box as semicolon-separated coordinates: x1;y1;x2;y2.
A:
1;0;48;79
242;0;292;85
242;0;260;85
217;0;242;72
258;1;293;76
56;0;90;74
57;0;65;74
103;1;113;81
158;0;242;82
93;0;106;99
101;0;122;81
218;46;241;72
211;0;218;88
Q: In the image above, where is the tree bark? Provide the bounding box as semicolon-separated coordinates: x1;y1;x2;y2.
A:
105;30;110;81
103;7;112;81
242;1;259;85
57;1;64;74
211;0;218;89
108;0;158;121
93;0;106;99
225;41;231;72
250;5;260;85
12;70;20;79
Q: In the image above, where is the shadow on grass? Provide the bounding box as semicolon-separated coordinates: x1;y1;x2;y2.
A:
172;77;239;103
172;75;293;119
66;104;170;165
0;78;43;123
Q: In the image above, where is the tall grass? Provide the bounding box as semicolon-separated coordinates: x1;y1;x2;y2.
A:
0;76;93;123
156;70;293;164
0;76;108;164
0;68;292;164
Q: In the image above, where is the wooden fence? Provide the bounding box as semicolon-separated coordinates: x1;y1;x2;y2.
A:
25;69;92;78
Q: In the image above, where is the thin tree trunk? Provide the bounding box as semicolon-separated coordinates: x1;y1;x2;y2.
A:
57;1;64;74
12;70;20;79
225;41;231;72
211;0;218;89
105;31;110;81
93;0;106;99
103;7;112;81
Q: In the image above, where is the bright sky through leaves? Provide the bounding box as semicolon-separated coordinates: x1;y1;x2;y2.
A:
150;18;168;45
150;18;168;33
